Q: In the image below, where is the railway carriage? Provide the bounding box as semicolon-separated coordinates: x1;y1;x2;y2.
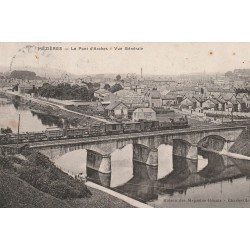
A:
159;121;172;130
1;116;190;144
89;124;106;136
45;128;64;139
7;133;27;144
105;123;123;134
122;122;141;133
140;120;160;132
66;127;89;138
26;132;47;141
172;117;189;129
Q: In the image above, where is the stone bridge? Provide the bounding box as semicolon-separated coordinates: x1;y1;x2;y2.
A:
26;125;247;175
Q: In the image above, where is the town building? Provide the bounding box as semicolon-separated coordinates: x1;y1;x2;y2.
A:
180;96;195;109
226;99;238;112
94;89;116;104
214;97;226;111
145;90;162;107
105;101;128;120
17;83;34;95
161;93;177;107
246;96;250;109
219;92;236;102
202;98;219;111
115;89;145;108
132;108;156;121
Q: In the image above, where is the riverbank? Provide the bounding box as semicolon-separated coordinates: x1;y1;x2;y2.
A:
0;149;133;208
68;186;134;208
4;91;109;126
17;95;102;127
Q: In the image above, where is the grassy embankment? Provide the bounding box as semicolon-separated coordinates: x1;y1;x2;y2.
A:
11;95;102;127
0;149;133;208
229;126;250;157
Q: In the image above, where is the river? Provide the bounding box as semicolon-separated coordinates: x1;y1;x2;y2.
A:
0;101;64;133
1;100;250;207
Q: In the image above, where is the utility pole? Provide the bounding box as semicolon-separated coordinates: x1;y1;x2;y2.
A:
16;114;20;151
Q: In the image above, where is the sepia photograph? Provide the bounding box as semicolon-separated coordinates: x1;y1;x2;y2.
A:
2;1;250;250
1;43;250;208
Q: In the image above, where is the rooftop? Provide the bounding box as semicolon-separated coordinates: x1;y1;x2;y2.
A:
150;90;161;99
105;101;128;111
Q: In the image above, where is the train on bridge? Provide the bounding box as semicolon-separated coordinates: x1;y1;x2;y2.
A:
0;116;189;144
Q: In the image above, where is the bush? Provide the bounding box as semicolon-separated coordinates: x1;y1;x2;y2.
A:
18;150;92;199
0;155;12;169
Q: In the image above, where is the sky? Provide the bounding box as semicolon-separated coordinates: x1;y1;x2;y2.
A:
0;43;250;76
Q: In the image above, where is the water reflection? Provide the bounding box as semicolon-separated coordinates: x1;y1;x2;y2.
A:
31;111;64;128
45;118;250;207
84;150;250;207
0;102;63;133
87;168;111;188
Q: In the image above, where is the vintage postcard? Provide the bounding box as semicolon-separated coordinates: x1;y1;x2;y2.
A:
1;42;250;208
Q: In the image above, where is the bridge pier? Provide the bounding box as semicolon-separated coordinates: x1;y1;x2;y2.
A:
172;139;198;160
86;150;111;174
133;144;158;168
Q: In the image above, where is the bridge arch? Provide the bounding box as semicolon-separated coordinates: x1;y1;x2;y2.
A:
197;135;226;152
54;148;87;175
35;141;120;162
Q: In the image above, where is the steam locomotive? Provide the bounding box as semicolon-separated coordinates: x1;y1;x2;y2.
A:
0;116;189;145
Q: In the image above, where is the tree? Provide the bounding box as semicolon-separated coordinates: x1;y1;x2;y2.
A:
93;82;100;89
104;84;110;90
12;84;18;92
10;70;36;80
116;75;121;81
225;71;234;78
1;127;12;134
110;83;123;93
38;83;95;101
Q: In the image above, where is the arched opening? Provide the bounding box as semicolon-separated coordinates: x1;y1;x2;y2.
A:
197;135;226;171
198;135;226;152
55;149;87;177
110;144;133;188
157;144;173;179
197;154;208;172
156;142;207;178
